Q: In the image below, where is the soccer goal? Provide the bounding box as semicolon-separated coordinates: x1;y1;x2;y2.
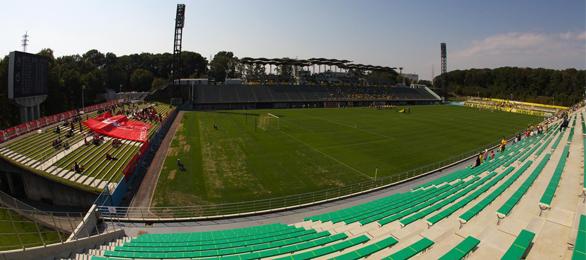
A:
257;113;280;131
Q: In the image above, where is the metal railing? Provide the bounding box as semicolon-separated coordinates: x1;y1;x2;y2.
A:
97;141;499;221
0;192;86;251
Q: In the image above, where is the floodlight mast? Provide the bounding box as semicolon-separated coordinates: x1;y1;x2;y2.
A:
440;43;447;100
171;4;186;84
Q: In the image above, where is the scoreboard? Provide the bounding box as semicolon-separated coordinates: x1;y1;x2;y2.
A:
8;51;49;99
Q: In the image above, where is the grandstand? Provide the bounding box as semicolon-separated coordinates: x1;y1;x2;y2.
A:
178;84;441;109
49;105;583;260
0;102;175;199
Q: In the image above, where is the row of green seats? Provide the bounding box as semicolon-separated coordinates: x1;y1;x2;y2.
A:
275;235;369;260
332;236;398;260
518;128;557;162
304;192;403;223
117;228;316;252
429;164;520;225
130;223;289;243
124;225;294;247
457;161;531;223
382;237;434;260
572;215;586;260
358;184;454;226
438;236;480;260
496;154;551;217
458;166;524;223
348;188;435;225
106;231;346;259
501;229;535;260
400;171;501;227
377;181;469;226
551;125;567;150
539;144;570;208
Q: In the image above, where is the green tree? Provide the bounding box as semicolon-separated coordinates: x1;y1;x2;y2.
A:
209;51;237;82
130;68;154;91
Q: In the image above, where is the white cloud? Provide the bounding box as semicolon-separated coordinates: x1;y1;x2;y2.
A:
455;33;547;57
450;31;586;71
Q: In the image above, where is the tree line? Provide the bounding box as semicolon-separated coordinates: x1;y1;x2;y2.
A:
0;49;583;129
436;67;585;106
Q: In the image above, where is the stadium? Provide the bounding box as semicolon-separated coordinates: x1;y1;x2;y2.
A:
0;2;585;260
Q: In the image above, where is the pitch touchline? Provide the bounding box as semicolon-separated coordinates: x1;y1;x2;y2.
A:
278;130;374;180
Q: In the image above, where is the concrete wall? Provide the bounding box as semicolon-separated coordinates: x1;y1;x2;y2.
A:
0;159;97;208
68;205;98;241
0;230;124;260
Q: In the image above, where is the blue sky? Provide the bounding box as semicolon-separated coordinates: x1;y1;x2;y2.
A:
1;0;585;79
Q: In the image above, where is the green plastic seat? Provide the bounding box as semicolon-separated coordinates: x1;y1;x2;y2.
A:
438;236;480;260
501;229;535;260
382;237;434;260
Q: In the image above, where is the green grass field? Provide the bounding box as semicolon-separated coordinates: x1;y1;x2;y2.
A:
152;105;541;207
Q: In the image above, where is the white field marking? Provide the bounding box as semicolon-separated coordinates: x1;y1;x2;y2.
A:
278;129;374;180
268;113;280;119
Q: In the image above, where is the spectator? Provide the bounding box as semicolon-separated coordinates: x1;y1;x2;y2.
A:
105;153;117;161
474;152;482;167
490;150;495;160
500;137;507;152
73;162;82;174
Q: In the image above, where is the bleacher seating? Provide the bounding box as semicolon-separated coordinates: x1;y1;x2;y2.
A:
0;102;175;192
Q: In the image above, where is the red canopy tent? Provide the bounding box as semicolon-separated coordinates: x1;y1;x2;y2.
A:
83;112;151;142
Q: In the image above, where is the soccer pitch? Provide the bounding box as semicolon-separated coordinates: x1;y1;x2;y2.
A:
152;105;541;207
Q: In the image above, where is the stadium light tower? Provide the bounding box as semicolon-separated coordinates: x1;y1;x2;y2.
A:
171;4;186;84
22;32;29;52
440;43;447;100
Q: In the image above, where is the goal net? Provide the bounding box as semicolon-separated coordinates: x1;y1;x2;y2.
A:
257;113;280;131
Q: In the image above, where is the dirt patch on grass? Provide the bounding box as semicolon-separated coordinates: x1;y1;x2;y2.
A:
183;144;191;152
167;146;179;157
177;134;187;146
167;170;176;180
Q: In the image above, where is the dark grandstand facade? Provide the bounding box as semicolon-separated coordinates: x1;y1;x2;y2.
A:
181;84;442;110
